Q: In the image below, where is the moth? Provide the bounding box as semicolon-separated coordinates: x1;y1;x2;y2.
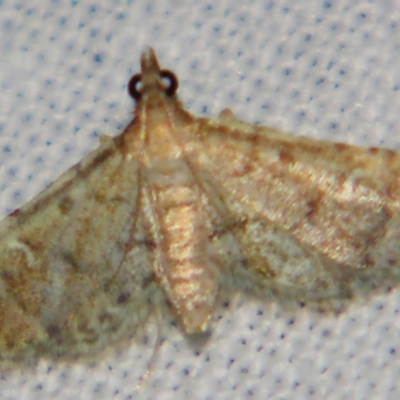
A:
0;47;399;364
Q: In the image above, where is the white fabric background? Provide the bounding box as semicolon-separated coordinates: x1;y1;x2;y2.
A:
0;0;399;399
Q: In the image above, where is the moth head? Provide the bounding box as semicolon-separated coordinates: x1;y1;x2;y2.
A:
128;47;178;101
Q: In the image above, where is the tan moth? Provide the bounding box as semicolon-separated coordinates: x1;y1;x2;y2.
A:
0;47;399;364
